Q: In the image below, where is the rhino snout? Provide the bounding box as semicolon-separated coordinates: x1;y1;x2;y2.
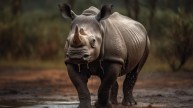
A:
66;53;89;59
65;50;90;63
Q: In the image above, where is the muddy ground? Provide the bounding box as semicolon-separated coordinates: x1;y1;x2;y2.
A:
0;69;193;108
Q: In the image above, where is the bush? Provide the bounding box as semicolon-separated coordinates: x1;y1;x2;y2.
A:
156;10;193;71
0;9;69;60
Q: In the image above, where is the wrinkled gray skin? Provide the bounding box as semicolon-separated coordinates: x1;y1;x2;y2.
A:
59;3;150;108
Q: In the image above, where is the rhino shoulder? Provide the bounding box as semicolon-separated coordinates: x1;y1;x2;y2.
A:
110;12;147;36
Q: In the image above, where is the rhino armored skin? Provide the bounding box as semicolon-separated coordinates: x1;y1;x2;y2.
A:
59;4;150;108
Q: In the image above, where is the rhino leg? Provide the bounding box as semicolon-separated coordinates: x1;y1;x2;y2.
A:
110;81;119;104
66;64;91;108
122;47;149;106
95;62;121;108
122;65;138;106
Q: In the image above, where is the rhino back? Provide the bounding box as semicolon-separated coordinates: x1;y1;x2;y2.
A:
101;12;148;72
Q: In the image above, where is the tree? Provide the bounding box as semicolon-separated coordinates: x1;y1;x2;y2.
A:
148;0;157;26
180;0;193;15
124;0;140;20
11;0;22;16
124;0;131;17
133;0;140;20
157;10;193;71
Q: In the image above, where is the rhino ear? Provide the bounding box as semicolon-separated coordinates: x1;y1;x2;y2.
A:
58;3;76;20
96;4;113;21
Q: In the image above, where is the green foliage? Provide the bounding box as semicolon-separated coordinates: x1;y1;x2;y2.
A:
0;8;70;60
156;10;193;71
0;0;193;72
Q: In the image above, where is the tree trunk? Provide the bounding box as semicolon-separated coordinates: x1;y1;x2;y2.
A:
124;0;132;17
149;0;157;26
133;0;140;20
11;0;22;16
183;0;193;15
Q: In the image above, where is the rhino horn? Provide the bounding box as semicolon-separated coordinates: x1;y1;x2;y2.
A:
73;25;82;45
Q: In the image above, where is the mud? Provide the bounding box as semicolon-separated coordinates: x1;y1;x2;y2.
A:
0;69;193;108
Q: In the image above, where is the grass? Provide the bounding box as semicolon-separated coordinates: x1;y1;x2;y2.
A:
141;53;170;73
0;53;192;72
142;52;193;73
0;59;66;70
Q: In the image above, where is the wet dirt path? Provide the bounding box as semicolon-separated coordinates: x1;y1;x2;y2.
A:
0;69;193;108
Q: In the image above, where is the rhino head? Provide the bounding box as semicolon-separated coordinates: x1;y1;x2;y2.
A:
59;4;113;64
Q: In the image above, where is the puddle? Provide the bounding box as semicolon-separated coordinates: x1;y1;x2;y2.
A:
0;100;167;108
0;100;99;108
23;105;78;108
0;101;80;108
1;88;193;108
21;101;80;108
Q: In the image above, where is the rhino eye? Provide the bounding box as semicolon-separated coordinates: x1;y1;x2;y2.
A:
90;38;96;48
92;39;96;43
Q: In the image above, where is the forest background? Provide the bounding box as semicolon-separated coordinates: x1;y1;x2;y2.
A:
0;0;193;71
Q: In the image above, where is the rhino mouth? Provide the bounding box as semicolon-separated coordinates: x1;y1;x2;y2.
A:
65;49;90;64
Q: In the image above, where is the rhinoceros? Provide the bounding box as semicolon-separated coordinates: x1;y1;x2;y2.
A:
58;3;150;108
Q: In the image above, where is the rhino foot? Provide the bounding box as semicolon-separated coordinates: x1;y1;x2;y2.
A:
95;101;113;108
110;98;118;104
78;101;92;108
122;95;137;106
